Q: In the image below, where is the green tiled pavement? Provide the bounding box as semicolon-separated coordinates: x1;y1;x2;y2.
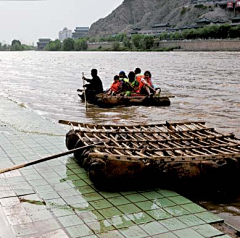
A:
192;224;224;237
0;98;234;238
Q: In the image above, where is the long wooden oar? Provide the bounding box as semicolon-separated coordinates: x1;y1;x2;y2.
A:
0;143;101;174
82;72;87;110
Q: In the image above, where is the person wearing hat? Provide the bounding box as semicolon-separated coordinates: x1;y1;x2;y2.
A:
119;71;128;83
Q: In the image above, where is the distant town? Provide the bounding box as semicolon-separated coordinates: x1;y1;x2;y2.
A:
37;27;89;50
0;0;240;52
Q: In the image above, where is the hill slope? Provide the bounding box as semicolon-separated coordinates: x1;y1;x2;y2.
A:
89;0;232;37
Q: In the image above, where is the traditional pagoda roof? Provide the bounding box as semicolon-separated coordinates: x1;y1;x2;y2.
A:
152;23;170;28
232;15;240;23
179;25;192;30
132;27;141;31
232;15;240;20
196;17;212;23
211;19;227;23
167;27;179;32
191;24;201;29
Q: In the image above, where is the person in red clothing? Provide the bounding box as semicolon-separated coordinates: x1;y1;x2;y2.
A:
137;71;161;96
107;75;122;95
134;68;144;84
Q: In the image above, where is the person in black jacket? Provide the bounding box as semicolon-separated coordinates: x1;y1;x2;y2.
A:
82;69;103;93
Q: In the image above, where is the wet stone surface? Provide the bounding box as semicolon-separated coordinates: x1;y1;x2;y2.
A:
0;100;235;238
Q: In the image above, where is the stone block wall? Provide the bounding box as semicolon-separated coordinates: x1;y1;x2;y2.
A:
158;39;240;51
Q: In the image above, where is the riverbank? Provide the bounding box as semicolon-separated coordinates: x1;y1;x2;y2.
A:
88;39;240;52
0;97;238;237
57;39;240;52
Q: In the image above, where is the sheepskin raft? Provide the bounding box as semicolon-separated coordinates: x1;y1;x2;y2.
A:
78;90;172;107
59;120;240;189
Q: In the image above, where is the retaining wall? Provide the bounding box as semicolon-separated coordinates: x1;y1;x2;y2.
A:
158;39;240;51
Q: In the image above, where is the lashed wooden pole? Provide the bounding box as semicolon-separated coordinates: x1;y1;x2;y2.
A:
0;143;101;174
82;72;87;110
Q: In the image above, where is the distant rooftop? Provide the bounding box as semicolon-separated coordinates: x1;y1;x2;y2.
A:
196;18;211;23
38;38;51;42
75;27;89;30
152;23;170;28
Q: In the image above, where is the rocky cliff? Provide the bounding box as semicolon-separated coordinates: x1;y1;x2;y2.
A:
89;0;232;37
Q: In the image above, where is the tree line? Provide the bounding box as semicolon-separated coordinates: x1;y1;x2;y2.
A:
1;24;240;52
45;38;88;51
159;24;240;41
44;24;240;51
0;40;35;51
44;35;156;51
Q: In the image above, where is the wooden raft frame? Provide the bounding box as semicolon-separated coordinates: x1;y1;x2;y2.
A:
60;120;240;163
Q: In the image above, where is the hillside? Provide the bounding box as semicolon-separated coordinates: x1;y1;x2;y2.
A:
89;0;232;37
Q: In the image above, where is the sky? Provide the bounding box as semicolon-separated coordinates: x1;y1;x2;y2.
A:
0;0;123;45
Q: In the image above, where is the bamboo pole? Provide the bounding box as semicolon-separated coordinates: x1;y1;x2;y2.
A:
0;143;101;174
82;72;87;110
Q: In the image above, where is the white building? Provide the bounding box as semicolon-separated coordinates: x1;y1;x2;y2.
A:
59;27;72;41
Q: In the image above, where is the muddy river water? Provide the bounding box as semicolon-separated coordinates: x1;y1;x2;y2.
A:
0;51;239;230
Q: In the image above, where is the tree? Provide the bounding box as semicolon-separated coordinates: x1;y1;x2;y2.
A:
217;24;231;39
131;34;144;49
62;38;75;51
123;37;131;49
2;44;9;51
115;33;126;42
46;40;62;51
22;44;36;50
74;39;88;51
10;39;22;51
11;39;21;46
229;25;240;38
89;37;96;43
144;36;154;49
159;32;169;41
112;41;120;51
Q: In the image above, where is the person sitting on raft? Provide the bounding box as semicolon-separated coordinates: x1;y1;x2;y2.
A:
82;69;103;94
134;68;144;84
119;71;128;83
118;71;130;93
137;71;161;96
125;71;139;96
107;75;122;95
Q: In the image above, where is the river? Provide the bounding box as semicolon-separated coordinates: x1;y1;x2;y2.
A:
0;51;239;230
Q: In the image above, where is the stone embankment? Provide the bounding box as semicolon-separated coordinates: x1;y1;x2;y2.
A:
88;40;240;51
159;39;240;51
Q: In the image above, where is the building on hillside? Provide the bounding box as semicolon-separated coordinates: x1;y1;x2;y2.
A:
130;24;174;36
59;27;72;41
211;19;227;24
196;18;212;27
227;1;234;9
72;27;89;40
37;38;51;50
232;15;240;24
129;27;142;35
152;23;171;31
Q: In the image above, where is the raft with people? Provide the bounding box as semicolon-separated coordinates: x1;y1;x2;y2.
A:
78;91;172;107
59;119;240;190
78;68;173;108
